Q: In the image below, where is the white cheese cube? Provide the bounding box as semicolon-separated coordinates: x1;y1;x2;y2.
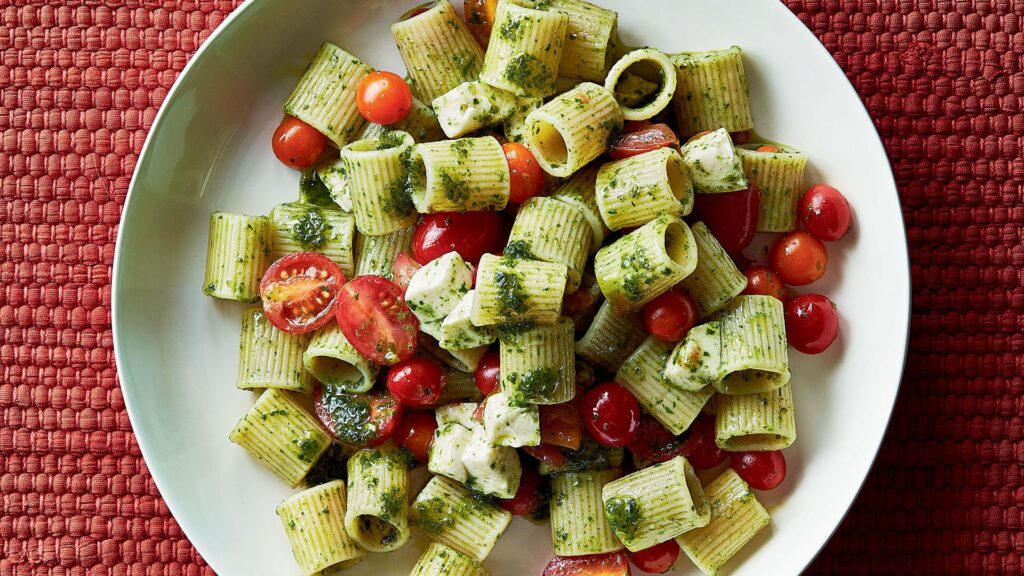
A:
432;81;519;139
679;128;748;193
441;290;498;351
406;252;473;322
436;402;481;429
483;391;541;448
462;426;522;498
315;158;352;212
664;321;724;391
428;422;473;483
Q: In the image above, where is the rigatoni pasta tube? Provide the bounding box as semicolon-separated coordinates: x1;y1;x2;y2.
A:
593;215;698;314
410;542;491;576
677;222;747;317
596;147;693;231
550;166;607;252
407;136;511;213
344;446;410;552
575;301;647;373
269;202;355;278
523;0;617;82
499;317;576;405
303;324;379;393
507;196;592;292
410;475;512;562
605;48;677;121
354;226;414;279
550;470;624;556
715;381;796;451
237;307;311;393
276;480;366;575
340;131;417;236
203;212;271;303
479;0;568;98
391;1;484;102
524;82;623;177
737;143;809;232
717;295;791;395
470;254;568;327
283;43;372;148
671;46;753;138
601;455;711;551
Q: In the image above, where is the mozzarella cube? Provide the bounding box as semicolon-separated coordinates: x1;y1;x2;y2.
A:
432;81;519;139
315;158;352;212
436;402;481;429
462;426;522;498
406;252;473;322
483;391;541;448
664;321;724;391
679;128;748;193
428;422;473;483
441;290;497;351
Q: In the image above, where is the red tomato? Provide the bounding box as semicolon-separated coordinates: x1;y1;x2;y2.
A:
314;385;404;447
394;411;438;462
543;552;632;576
628;540;680;574
563;288;596;315
799;184;852;241
523;444;567;470
464;0;498;48
271;116;326;169
386;357;447;407
581;383;641;448
609;123;680;160
475;349;501;396
628;415;685;464
680;416;726;470
743;266;787;302
785;294;839;354
502;142;545;204
769;231;828;286
641;291;698;342
731;450;787;490
412;212;506;265
392;253;422;292
540;404;583;450
691;184;761;257
260;252;345;334
335;275;418;365
756;144;782;153
499;463;545;515
730;130;751;145
356;71;413;125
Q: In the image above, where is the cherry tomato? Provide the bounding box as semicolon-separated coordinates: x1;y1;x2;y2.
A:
392;253;422;292
581;383;641;448
394;411;438;462
465;0;498;47
260;252;345;334
335;275;418;365
399;2;434;21
314;385;404;447
641;291;698;342
628;415;685;464
412;212;506;265
691;184;761;257
769;231;828;286
756;144;782;153
543;552;632;576
679;416;726;470
731;450;787;490
540;404;583;450
730;130;751;145
356;71;413;125
386;357;447;407
799;184;852;241
272;116;326;169
563;288;596;315
503;142;545;204
785;294;839;354
523;444;567;470
743;266;787;302
475;349;501;396
609;122;680;160
628;540;680;574
500;463;545;515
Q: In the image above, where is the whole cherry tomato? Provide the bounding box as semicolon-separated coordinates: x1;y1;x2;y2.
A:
356;71;413;125
680;416;727;470
394;411;438;463
412;212;506;265
785;293;839;354
641;291;698;342
386;357;447;407
743;266;787;302
499;463;546;516
798;184;852;241
272;116;326;169
581;383;641;448
629;540;680;574
475;349;501;396
731;450;787;490
503;142;545;204
769;231;828;286
692;184;761;257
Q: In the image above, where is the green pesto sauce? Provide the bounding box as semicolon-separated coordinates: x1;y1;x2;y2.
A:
499;16;525;42
294;433;322;463
292;206;329;250
503;239;535;260
604;496;641;541
550;439;616;474
494;269;529;315
451;138;473;160
452;50;480;79
382;179;415;217
376;130;404;150
496;320;536;338
516;367;560;400
299;169;335;207
413;496;469;535
438;169;470;204
504;53;551;93
378;486;404;522
317;386;376;446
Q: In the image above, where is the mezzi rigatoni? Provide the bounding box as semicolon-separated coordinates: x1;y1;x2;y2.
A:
737;143;809;232
203;212;271;303
409;542;491;576
344;445;410;552
410;475;512;562
284;43;372;148
339;131;417;236
407;136;511;213
479;0;568;98
522;0;618;82
678;222;747;317
303;323;379;393
716;381;796;451
391;1;484;102
671;46;753;138
550;166;608;253
269;201;355;278
354;226;414;279
605;48;678;121
276;481;366;575
236;307;311;393
470;254;569;327
575;300;647;373
507;196;592;292
499;316;576;405
550;469;624;556
596;147;693;231
524;82;623;177
717;295;791;395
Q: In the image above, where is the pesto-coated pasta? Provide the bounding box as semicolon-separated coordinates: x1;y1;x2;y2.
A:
524;82;624;177
479;0;568;98
284;43;372;148
409;542;491;576
344;446;410;552
663;322;724;392
679;128;748;194
436;367;484;404
237;307;311;393
354;226;414;279
391;1;484;102
303;323;379;393
715;381;796;451
550;470;624;556
360;97;446;143
420;328;490;373
538;438;624;475
575;300;647;373
550;166;608;253
595;147;693;231
503;96;544;144
203;212;271;303
671;46;753;138
340;131;417;236
499;317;576;405
269;202;355;278
470;254;569;327
276;480;366;575
605;48;677;121
508;196;593;292
737;143;809;232
407;136;511;213
523;0;618;82
677;222;747;317
410;475;512;562
717;296;791;395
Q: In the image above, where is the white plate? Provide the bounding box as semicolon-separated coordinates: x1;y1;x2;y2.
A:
112;1;909;574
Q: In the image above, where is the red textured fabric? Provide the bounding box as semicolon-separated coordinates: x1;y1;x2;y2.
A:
1;0;1020;574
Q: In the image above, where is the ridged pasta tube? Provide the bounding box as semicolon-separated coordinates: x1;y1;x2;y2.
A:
605;48;677;121
340;131;417;236
354;226;414;279
596;147;693;231
202;212;271;302
480;0;568;98
276;480;366;575
499;317;576;405
575;301;647;373
391;1;484;102
303;324;379;393
601;456;711;552
522;0;617;82
508;197;592;292
237;307;311;393
410;542;491;576
228;389;330;487
470;254;568;327
550;166;607;253
737;143;809;232
677;222;747;317
615;336;715;435
593;215;698;314
420;330;490;373
671;47;753;138
679;128;747;194
550;470;624;556
676;468;771;576
344;446;410;552
407;136;511;213
664;322;724;392
283;43;372;148
715;381;796;451
269;202;355;278
410;475;512;562
538;438;623;475
359;97;445;143
717;296;791;395
524;82;624;177
436;368;484;404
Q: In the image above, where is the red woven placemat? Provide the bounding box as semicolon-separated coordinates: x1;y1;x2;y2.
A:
1;0;1018;574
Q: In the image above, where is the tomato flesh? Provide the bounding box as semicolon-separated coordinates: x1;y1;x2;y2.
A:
731;450;787;490
356;71;413;125
629;540;680;574
691;184;761;257
464;0;498;48
386;357;447;407
785;294;839;354
475;349;501;396
392;253;422;292
543;552;632;576
609;123;680;160
799;183;852;241
394;411;438;462
680;416;727;470
503;142;545;204
628;415;685;464
500;463;545;515
742;265;788;302
412;212;506;265
314;385;404;447
641;291;698;342
581;383;641;448
769;231;828;286
260;252;345;334
563;288;596;315
540;404;583;450
272;116;326;169
335;275;418;365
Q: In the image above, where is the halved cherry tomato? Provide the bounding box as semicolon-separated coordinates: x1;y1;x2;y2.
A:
581;383;641;448
386;357;447;407
743;265;787;302
641;291;698;342
394;411;438;462
563;288;596;316
680;416;726;470
472;398;488;424
523;444;567;470
314;385;404;447
609;122;680;160
799;183;852;241
500;463;545;515
260;252;345;334
475;349;501;396
628;415;685;464
503;142;545;204
785;293;839;354
540;404;583;450
465;0;499;48
272;116;326;169
730;130;752;145
412;212;506;265
629;540;680;574
335;275;418;365
692;184;761;257
769;231;828;286
543;551;632;576
391;252;422;292
731;450;787;490
356;71;413;125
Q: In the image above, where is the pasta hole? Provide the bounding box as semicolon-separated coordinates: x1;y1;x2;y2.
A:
663;221;691;267
307;356;365;390
407;150;428;208
666;155;689;201
531;120;568;168
354;514;401;549
613;60;664;109
684;461;711;520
